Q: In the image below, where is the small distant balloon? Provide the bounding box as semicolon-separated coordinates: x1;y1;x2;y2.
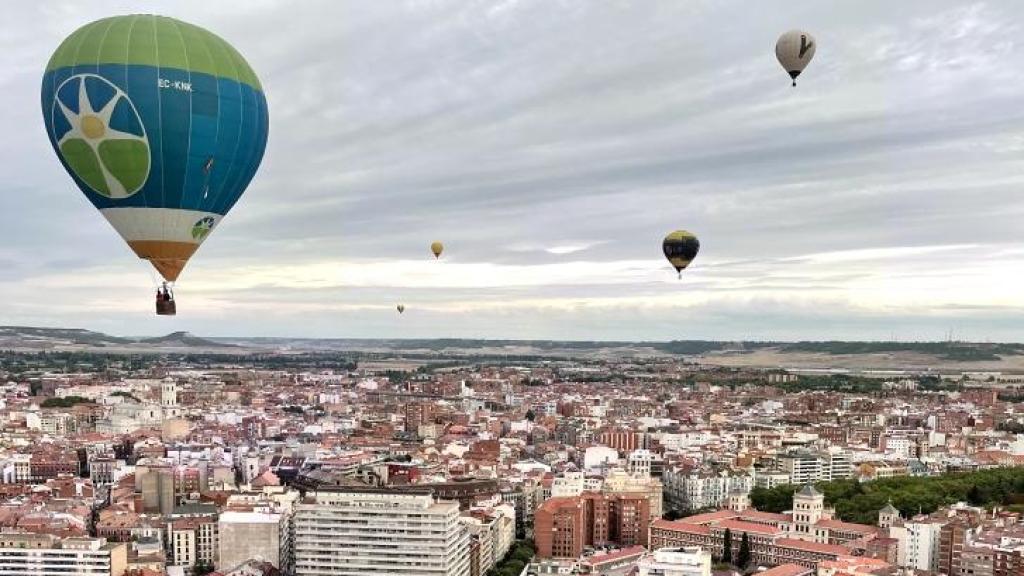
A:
776;30;816;86
663;230;700;279
430;241;444;259
397;304;405;314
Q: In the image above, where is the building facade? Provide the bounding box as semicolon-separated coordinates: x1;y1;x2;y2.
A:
534;492;650;558
0;533;127;576
292;488;470;576
636;546;712;576
218;510;286;570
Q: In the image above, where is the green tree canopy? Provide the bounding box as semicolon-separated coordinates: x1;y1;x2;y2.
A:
750;468;1024;525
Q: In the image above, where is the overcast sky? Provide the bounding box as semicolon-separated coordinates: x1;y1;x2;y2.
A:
4;0;1024;341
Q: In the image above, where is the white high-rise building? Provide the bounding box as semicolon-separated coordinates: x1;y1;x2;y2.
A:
460;505;515;576
889;518;945;572
293;488;470;576
778;451;822;485
822;448;852;481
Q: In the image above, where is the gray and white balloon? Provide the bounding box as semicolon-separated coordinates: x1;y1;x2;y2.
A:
776;30;816;86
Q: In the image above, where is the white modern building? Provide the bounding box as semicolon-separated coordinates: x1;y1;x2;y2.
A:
754;471;792;490
550;471;604;498
889;517;945;572
662;467;754;512
821;448;853;481
218;510;287;571
778;451;822;485
637;546;712;576
460;505;515;576
627;449;657;477
292;488;470;576
0;533;127;575
583;446;619;471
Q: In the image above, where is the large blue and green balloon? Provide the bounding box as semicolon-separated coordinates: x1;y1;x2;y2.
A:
41;15;268;281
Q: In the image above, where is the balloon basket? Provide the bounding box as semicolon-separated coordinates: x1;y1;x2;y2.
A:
156;300;177;316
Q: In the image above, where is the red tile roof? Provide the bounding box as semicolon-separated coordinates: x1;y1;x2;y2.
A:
715;519;782;535
536;497;582;513
815;518;878;534
755;564;813;576
739;510;790;523
651;519;712;535
776;537;851;556
818;557;890;571
678;509;740;525
581;545;646;566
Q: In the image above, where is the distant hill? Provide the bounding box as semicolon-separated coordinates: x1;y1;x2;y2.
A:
137;331;235;348
775;340;1024;361
0;326;1021;366
0;326;133;347
215;337;1024;360
0;327;233;350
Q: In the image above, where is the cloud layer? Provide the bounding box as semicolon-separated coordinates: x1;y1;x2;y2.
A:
3;0;1024;340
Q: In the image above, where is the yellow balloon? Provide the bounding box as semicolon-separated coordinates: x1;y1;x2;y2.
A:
430;241;444;259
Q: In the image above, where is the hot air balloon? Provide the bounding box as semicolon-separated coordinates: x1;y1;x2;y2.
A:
397;304;405;314
663;230;699;279
41;15;269;315
430;241;444;259
776;30;816;86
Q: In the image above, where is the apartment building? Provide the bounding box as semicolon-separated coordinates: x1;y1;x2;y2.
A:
662;466;753;512
218;510;287;571
292;488;470;576
534;492;650;558
0;533;127;576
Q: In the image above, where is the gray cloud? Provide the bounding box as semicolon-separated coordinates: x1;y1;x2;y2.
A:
2;0;1024;340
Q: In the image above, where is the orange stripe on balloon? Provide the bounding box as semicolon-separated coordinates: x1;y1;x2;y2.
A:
127;240;199;282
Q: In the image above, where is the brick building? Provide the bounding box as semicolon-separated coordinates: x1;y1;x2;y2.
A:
535;492;650;558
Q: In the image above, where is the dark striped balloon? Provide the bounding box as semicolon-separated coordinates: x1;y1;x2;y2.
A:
663;230;700;278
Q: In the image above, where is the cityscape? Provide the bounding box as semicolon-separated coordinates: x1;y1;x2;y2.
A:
5;1;1024;576
0;332;1019;575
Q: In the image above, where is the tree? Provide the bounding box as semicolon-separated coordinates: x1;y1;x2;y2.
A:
510;547;533;563
737;531;751;568
967;484;987;506
750;485;798;513
663;509;684;521
525;409;536;421
722;527;732;564
41;395;93;408
750;469;1024;526
500;560;525;576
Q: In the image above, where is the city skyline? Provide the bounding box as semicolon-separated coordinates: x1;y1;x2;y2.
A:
5;1;1024;340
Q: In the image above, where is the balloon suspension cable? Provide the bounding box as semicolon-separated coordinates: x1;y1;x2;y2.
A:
145;266;160;288
678;271;682;280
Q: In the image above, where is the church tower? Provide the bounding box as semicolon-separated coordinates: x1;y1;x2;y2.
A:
161;378;178;407
791;484;825;541
878;501;902;530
